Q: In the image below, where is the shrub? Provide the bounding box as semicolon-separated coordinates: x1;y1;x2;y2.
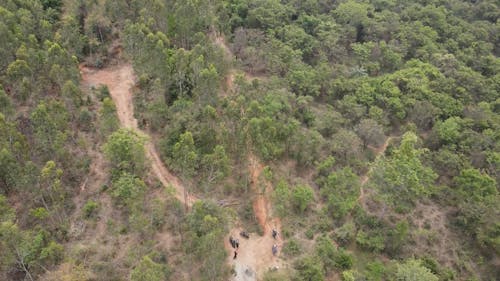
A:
283;239;301;257
291;184;314;213
130;256;169;281
83;200;99;218
334;248;353;270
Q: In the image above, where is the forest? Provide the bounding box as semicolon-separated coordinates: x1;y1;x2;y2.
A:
0;0;498;280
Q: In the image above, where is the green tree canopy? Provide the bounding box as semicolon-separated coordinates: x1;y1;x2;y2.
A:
103;129;146;176
396;259;438;281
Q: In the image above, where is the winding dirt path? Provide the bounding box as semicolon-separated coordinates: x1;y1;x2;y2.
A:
80;64;195;207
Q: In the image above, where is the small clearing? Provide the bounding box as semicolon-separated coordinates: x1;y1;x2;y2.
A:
226;155;287;281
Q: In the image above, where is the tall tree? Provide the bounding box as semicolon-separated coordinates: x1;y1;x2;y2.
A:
372;132;437;210
103;129;146;176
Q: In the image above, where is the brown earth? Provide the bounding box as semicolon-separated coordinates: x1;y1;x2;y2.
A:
80;64;195;207
226;155;287;281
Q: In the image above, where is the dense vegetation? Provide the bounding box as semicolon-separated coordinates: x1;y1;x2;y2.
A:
0;0;498;280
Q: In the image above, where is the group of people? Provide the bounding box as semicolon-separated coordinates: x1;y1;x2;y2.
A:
271;229;278;256
229;236;240;259
230;229;280;260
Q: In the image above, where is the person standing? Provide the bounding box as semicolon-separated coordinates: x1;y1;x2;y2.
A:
272;244;278;256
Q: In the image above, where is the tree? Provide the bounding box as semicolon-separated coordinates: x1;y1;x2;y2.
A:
290;128;324;167
293;256;324;281
372;132;437;209
99;97;119;136
331;129;362;161
30;101;69;161
202;145;230;186
454;168;497;201
0;89;13;117
130;256;168;281
396;259;438;281
291;184;314;213
0;148;19;193
320;167;360;219
355;119;385;148
38;161;67;227
172;131;199;179
315;235;336;272
273;180;291;217
434;117;462;145
183;201;229;280
103;129;146;176
111;172;146;208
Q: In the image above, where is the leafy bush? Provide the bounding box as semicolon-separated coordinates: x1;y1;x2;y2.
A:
291;184;314;213
130;256;169;281
283;239;301;257
293;256;324;281
83;200;99;218
111;173;146;208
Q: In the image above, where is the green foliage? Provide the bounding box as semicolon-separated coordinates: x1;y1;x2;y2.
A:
99;97;120;136
39;241;64;266
396;259;438;281
333;249;354;270
172;131;198;179
1;0;499;279
111;173;146;208
385;220;409;255
355;119;385;147
293;256;324;281
201;145;230;186
319;167;360;219
103;129;146;176
0;195;14;222
183;201;229;280
283;238;301;257
454;168;497;201
356;230;385;253
273;180;291;217
0;147;20;193
372;132;437;210
30;101;69;161
366;261;386;281
130;256;169;281
334;222;356;246
315;235;336;271
291;184;314;213
434;117;462;144
83;200;99;218
342;270;355;281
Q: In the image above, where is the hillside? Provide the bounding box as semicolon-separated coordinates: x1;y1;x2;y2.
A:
0;0;499;281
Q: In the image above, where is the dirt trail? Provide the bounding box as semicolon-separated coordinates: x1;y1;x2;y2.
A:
80;64;194;207
226;155;285;281
358;136;396;206
210;32;287;280
211;32;266;97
